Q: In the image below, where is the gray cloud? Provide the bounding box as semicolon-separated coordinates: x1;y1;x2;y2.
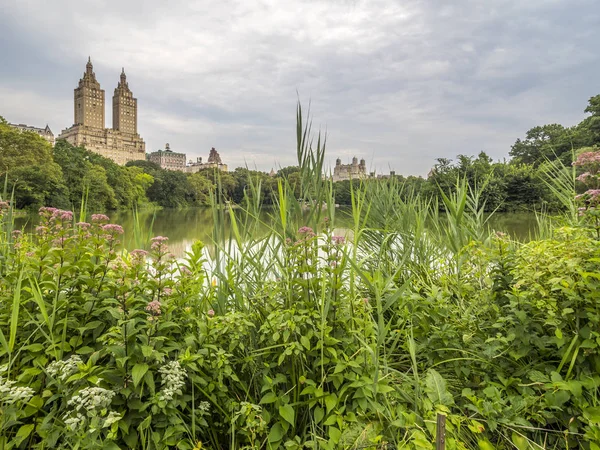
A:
1;0;599;175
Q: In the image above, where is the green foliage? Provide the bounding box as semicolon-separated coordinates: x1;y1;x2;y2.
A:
2;102;600;449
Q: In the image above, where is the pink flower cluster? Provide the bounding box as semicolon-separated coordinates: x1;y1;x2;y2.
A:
577;172;594;182
331;235;345;245
151;236;169;251
298;226;314;235
130;249;149;266
101;224;124;235
91;214;110;223
573;151;600;167
146;299;161;316
0;201;9;210
39;207;73;222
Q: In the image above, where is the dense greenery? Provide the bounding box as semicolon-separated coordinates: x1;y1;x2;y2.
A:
2;94;599;213
1;105;600;449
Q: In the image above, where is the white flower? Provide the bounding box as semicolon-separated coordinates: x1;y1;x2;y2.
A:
64;387;117;431
67;386;115;411
158;361;187;401
47;355;82;382
0;376;35;405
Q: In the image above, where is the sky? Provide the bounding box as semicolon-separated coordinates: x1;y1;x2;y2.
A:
1;0;599;176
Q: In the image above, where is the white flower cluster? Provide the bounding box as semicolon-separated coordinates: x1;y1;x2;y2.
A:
0;376;35;405
197;401;211;414
46;355;82;381
64;386;116;431
67;386;115;411
158;361;187;401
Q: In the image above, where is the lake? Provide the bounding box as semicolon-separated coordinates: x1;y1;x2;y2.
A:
15;208;540;257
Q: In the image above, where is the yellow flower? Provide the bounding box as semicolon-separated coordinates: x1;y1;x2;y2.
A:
193;442;203;450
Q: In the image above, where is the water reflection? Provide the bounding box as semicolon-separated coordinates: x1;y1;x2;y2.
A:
15;208;539;258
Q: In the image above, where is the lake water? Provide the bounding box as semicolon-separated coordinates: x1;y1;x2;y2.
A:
15;208;540;257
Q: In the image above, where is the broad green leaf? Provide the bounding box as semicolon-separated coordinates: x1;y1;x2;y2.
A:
279;404;295;426
260;392;278;404
268;422;285;443
511;432;530;450
14;424;34;446
584;406;600;424
314;406;324;424
425;369;453;406
132;364;149;388
300;335;310;350
328;426;341;444
478;439;495;450
325;393;337;413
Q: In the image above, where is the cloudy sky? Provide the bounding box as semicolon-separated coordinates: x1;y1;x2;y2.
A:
1;0;599;176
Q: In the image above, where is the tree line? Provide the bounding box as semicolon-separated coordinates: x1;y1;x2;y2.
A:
1;94;599;212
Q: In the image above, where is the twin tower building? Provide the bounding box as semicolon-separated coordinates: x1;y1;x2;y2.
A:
58;58;146;165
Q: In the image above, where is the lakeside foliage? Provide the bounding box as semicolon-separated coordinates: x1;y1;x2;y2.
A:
1;94;599;212
1;104;600;449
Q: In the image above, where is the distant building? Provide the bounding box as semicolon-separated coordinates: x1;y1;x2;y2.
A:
148;143;186;172
332;157;367;182
377;171;396;179
8;123;55;146
57;58;146;165
187;147;228;173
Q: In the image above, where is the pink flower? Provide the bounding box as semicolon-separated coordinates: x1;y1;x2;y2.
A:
102;224;124;235
576;172;593;182
298;226;314;235
130;249;149;266
91;214;110;223
207;309;215;317
146;299;161;316
162;287;173;296
573;151;600;167
331;235;345;245
11;230;22;238
0;201;9;210
76;222;91;229
59;211;73;221
151;236;169;251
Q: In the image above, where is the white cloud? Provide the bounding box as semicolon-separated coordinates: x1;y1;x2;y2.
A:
1;0;599;176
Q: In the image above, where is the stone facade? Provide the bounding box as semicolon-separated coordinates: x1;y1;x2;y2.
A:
148;143;187;172
332;157;367;182
8;123;55;146
187;147;228;173
58;58;145;165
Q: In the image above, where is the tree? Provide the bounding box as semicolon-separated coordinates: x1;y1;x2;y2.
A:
0;121;67;209
509;124;571;166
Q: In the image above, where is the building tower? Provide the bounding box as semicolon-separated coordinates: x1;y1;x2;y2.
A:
74;57;105;128
112;68;138;135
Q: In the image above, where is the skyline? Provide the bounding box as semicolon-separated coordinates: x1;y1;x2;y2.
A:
1;0;599;176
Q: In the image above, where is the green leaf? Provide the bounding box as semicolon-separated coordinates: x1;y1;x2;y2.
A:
425;369;453;406
9;271;23;353
268;422;285;443
260;392;278;404
279;404;295;426
325;393;337;413
328;426;341;444
511;432;530;450
300;335;311;350
132;364;149;388
555;328;563;339
478;439;495;450
314;406;324;424
14;424;34;446
584;406;600;424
